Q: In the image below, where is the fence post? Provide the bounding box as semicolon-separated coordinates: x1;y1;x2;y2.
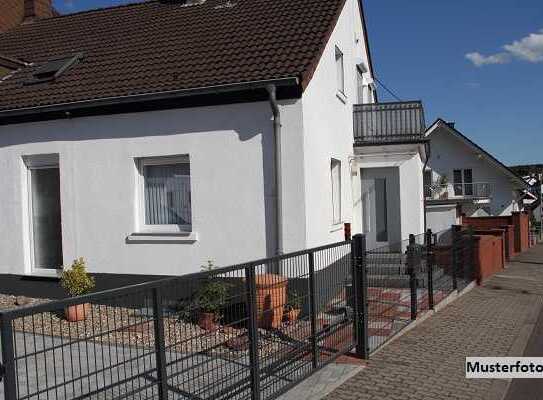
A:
352;234;368;359
308;251;319;368
451;225;461;291
245;266;261;400
425;229;435;310
467;226;475;282
407;234;417;320
152;287;169;400
0;313;17;400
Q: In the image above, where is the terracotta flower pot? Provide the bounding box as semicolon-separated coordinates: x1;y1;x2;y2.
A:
65;303;91;322
198;312;218;331
285;308;301;322
254;274;288;329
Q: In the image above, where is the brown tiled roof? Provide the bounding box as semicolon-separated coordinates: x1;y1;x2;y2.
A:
0;0;346;113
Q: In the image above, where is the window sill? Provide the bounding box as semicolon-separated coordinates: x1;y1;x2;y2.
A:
24;269;62;279
126;231;198;244
330;223;344;233
336;91;347;104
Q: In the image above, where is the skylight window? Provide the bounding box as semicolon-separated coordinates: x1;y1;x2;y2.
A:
29;53;83;83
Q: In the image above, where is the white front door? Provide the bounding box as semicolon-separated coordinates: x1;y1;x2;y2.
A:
360;167;401;250
27;162;63;272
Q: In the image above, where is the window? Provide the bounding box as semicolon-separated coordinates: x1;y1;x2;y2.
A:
138;156;192;232
26;53;83;84
453;169;473;196
335;46;345;95
331;159;342;224
375;178;388;242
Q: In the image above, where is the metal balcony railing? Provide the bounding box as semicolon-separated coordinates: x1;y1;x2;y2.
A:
353;101;426;144
425;182;493;201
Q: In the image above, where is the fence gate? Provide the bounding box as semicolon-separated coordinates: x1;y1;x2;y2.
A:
0;240;362;400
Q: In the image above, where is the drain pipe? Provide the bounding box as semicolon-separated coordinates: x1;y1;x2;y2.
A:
267;84;283;256
422;141;431;232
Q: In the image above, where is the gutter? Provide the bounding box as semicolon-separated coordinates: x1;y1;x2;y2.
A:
266;85;283;256
0;77;299;122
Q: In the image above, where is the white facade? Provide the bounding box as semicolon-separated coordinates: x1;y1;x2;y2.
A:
0;0;395;277
425;121;527;221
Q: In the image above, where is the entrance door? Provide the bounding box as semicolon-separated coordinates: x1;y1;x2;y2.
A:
28;162;63;272
360;168;401;250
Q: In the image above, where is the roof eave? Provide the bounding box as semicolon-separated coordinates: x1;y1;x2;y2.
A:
0;77;300;125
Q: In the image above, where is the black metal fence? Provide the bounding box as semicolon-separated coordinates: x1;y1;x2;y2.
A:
0;241;356;400
0;226;476;400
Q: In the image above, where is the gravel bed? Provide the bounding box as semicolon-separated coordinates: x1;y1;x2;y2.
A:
0;294;308;360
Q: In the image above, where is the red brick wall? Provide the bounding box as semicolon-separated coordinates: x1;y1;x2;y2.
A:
0;0;24;32
474;235;504;284
0;0;53;32
512;212;530;253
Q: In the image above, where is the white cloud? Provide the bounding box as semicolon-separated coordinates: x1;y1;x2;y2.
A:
503;29;543;62
466;29;543;67
465;52;510;67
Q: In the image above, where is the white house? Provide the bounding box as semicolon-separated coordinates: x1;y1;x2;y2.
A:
424;119;530;232
0;0;428;287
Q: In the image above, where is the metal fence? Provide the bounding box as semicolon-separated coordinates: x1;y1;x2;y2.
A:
0;241;356;400
363;226;475;353
0;226;476;400
353;101;426;144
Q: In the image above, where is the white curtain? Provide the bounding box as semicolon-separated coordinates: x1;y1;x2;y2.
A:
144;163;191;227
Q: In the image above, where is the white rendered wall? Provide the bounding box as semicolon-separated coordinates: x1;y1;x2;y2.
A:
428;127;520;216
399;153;425;238
301;0;373;246
0;101;306;276
426;204;457;233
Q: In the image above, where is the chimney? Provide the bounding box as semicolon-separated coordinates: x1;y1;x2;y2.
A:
446;121;456;129
23;0;54;23
0;0;54;32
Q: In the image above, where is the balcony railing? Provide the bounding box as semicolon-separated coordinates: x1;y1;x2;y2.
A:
353;101;426;144
425;182;493;201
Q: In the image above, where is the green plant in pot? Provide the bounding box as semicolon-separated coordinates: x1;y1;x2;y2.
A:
195;261;230;330
284;290;303;322
60;258;95;322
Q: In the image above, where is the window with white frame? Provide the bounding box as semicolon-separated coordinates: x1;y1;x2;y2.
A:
331;159;342;224
335;46;345;95
138;156;192;232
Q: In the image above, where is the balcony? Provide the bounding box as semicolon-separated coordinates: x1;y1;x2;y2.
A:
425;182;493;203
353;101;426;145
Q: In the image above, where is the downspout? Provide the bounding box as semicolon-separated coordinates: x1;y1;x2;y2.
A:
422;141;431;233
267;85;283;256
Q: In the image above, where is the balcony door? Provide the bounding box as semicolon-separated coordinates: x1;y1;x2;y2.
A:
361;167;401;250
453;169;473;196
26;156;63;273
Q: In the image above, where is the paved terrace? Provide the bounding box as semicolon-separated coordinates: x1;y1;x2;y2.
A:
324;243;543;400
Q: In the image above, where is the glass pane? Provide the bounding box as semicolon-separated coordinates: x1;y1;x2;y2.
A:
375;178;388;242
453;169;463;196
464;169;473;196
31;168;63;269
331;160;341;224
144;163;191;226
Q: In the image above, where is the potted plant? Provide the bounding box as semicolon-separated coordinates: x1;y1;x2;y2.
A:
284;290;303;322
60;258;95;322
196;261;230;330
437;175;449;199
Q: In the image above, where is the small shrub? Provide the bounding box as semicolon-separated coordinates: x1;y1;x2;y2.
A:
195;260;231;316
285;290;303;311
61;258;95;297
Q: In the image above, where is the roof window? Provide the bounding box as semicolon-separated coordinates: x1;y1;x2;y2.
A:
28;53;83;84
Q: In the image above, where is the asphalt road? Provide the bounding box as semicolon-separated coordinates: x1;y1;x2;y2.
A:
504;306;543;400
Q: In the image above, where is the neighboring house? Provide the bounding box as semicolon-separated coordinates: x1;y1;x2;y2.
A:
0;0;56;32
424;119;530;232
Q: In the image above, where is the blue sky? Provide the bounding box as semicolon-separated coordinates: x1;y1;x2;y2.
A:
53;0;543;166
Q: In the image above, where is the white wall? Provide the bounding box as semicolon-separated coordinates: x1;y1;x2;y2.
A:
0;100;306;276
428;126;520;216
399;153;425;239
426;204;457;233
301;0;372;246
